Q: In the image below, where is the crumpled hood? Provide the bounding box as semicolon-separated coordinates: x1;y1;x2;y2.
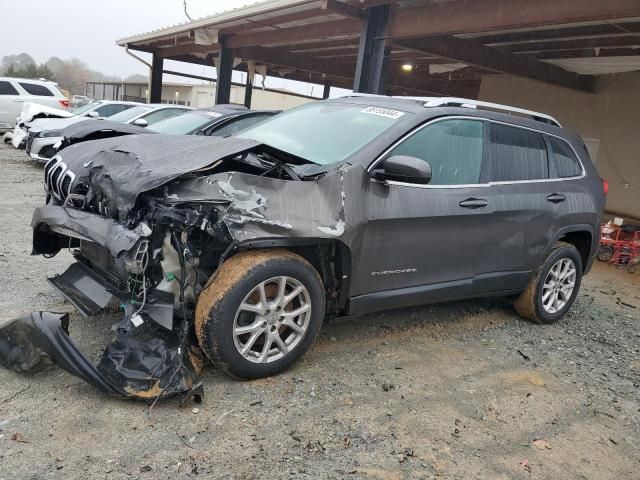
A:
62;119;153;141
59;134;261;221
17;102;73;126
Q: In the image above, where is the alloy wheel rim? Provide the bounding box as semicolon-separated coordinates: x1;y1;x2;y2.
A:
541;258;577;314
233;276;311;363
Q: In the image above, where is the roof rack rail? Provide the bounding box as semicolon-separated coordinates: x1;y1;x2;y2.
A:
337;93;561;127
418;97;561;127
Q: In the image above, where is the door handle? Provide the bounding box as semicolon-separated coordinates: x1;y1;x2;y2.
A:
459;198;488;209
13;99;24;103
546;193;566;203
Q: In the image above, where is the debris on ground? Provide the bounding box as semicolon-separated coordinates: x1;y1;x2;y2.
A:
532;439;552;450
11;432;30;443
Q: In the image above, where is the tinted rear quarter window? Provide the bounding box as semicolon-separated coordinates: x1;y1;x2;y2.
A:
212;114;271;137
548;136;582;178
95;104;133;117
0;81;19;95
141;108;186;125
18;82;54;96
488;123;548;181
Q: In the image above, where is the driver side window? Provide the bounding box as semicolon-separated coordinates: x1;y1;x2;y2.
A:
388;119;485;185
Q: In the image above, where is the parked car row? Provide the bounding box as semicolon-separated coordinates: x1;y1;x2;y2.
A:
5;91;280;163
0;94;605;400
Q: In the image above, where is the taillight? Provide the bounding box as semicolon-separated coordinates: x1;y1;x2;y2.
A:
59;99;69;109
602;178;609;196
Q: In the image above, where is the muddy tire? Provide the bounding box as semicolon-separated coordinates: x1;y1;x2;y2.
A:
513;242;583;324
195;249;325;379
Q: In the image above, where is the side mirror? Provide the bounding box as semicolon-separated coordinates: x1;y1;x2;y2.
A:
195;130;206;136
86;111;99;119
133;118;148;127
371;155;432;185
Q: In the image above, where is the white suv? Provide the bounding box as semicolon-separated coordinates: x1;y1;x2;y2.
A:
0;77;69;131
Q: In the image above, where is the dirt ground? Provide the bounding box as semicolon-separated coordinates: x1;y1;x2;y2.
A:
0;141;638;480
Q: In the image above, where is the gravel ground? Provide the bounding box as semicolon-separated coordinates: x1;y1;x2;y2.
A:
0;141;638;480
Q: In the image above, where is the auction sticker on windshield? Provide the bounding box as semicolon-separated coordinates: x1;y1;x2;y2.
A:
360;106;405;119
205;112;223;118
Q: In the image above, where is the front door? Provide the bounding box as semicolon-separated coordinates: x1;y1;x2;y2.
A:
350;118;492;302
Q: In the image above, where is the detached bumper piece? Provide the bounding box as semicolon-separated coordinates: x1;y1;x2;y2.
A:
48;263;114;317
0;312;204;401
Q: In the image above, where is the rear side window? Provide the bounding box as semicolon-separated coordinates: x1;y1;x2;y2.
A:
18;82;54;96
142;108;186;126
488;123;548;182
0;81;19;95
212;114;271;137
387;118;485;185
548;137;582;178
94;104;134;117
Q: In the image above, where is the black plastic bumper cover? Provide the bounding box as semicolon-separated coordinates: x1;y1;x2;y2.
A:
0;312;202;400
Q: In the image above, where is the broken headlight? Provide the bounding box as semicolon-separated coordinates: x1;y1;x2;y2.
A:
39;129;63;138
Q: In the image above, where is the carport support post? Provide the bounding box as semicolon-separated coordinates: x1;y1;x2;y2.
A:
216;39;234;105
244;73;253;108
323;80;331;99
150;54;164;104
353;5;391;94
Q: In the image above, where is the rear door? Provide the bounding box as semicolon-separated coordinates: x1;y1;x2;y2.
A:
0;80;22;129
470;122;563;292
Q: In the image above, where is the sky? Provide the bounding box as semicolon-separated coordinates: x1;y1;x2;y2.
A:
0;0;335;96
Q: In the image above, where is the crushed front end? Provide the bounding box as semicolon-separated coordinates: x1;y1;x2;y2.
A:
2;135;263;400
1;133;347;400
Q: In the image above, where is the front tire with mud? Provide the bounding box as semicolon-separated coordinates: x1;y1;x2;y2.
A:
514;242;583;324
195;250;325;379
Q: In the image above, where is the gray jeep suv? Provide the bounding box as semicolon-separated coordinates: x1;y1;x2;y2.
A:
9;96;605;398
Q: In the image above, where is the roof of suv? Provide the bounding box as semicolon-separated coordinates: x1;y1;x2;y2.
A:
0;76;59;85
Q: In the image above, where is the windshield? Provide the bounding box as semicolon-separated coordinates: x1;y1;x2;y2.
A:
150;111;219;135
108;105;153;122
236;102;406;165
72;101;101;115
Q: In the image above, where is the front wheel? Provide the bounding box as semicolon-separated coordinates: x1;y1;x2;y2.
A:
195;250;325;379
514;242;583;324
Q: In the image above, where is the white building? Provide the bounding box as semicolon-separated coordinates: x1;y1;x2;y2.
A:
85;81;313;110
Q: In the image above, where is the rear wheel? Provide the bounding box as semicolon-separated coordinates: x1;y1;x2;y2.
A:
195;250;325;379
514;242;582;324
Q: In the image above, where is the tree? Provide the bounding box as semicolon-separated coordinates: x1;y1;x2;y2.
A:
36;63;54;80
46;57;65;76
126;73;149;83
1;53;36;74
21;63;38;79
